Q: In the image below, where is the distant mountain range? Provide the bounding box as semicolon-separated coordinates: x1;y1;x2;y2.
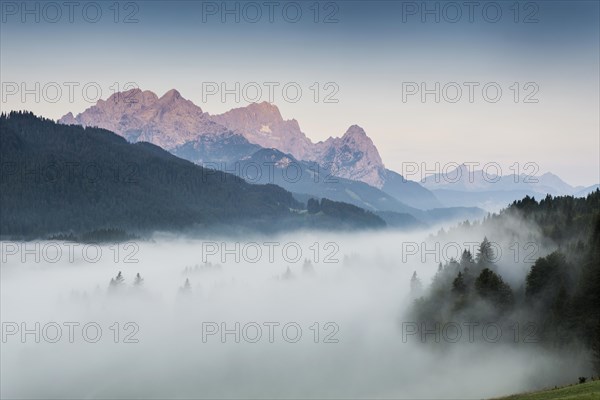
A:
60;89;390;187
227;147;484;226
58;88;595;216
57;89;444;212
421;164;599;210
421;164;575;193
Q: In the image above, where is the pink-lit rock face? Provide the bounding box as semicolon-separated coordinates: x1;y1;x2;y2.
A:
61;89;387;188
312;125;386;188
59;88;229;150
211;101;314;161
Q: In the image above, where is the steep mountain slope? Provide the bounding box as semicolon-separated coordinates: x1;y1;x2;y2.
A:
232;148;418;215
1;112;385;237
224;148;485;225
210;102;314;160
212;104;391;189
210;104;443;209
171;132;261;164
59;88;228;149
381;168;442;210
311;125;387;188
57;89;443;209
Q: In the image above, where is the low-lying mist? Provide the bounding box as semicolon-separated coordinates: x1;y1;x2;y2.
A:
0;226;590;399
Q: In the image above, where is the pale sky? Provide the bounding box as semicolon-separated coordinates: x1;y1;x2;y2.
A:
1;1;598;186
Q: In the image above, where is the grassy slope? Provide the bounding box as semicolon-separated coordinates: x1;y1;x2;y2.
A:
493;380;600;400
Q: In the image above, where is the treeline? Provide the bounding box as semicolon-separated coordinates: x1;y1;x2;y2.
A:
410;191;600;374
307;197;386;229
49;228;139;243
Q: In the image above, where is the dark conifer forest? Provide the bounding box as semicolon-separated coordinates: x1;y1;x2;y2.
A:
410;191;600;373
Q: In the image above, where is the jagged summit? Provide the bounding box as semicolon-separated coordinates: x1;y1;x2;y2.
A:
58;88;222;150
161;88;181;99
59;88;388;187
210;102;313;160
312;125;386;188
343;125;368;138
103;88;161;108
246;101;283;118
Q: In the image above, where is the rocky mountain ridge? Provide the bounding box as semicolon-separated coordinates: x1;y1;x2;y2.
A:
60;89;388;188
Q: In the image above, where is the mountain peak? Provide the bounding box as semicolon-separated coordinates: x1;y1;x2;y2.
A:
343;125;367;138
103;88;159;105
59;112;76;125
540;172;559;179
313;125;385;188
58;88;389;189
252;101;277;109
210;102;313;159
58;87;224;150
161;89;182;100
243;101;283;121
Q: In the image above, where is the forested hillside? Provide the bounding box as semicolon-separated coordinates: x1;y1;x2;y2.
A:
410;191;600;374
0;112;385;238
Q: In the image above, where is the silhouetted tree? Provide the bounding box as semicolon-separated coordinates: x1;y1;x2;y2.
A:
475;268;514;311
282;266;294;280
179;278;192;294
452;271;467;295
476;237;495;266
460;249;474;268
526;252;569;299
109;271;125;288
410;271;423;297
134;273;144;286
